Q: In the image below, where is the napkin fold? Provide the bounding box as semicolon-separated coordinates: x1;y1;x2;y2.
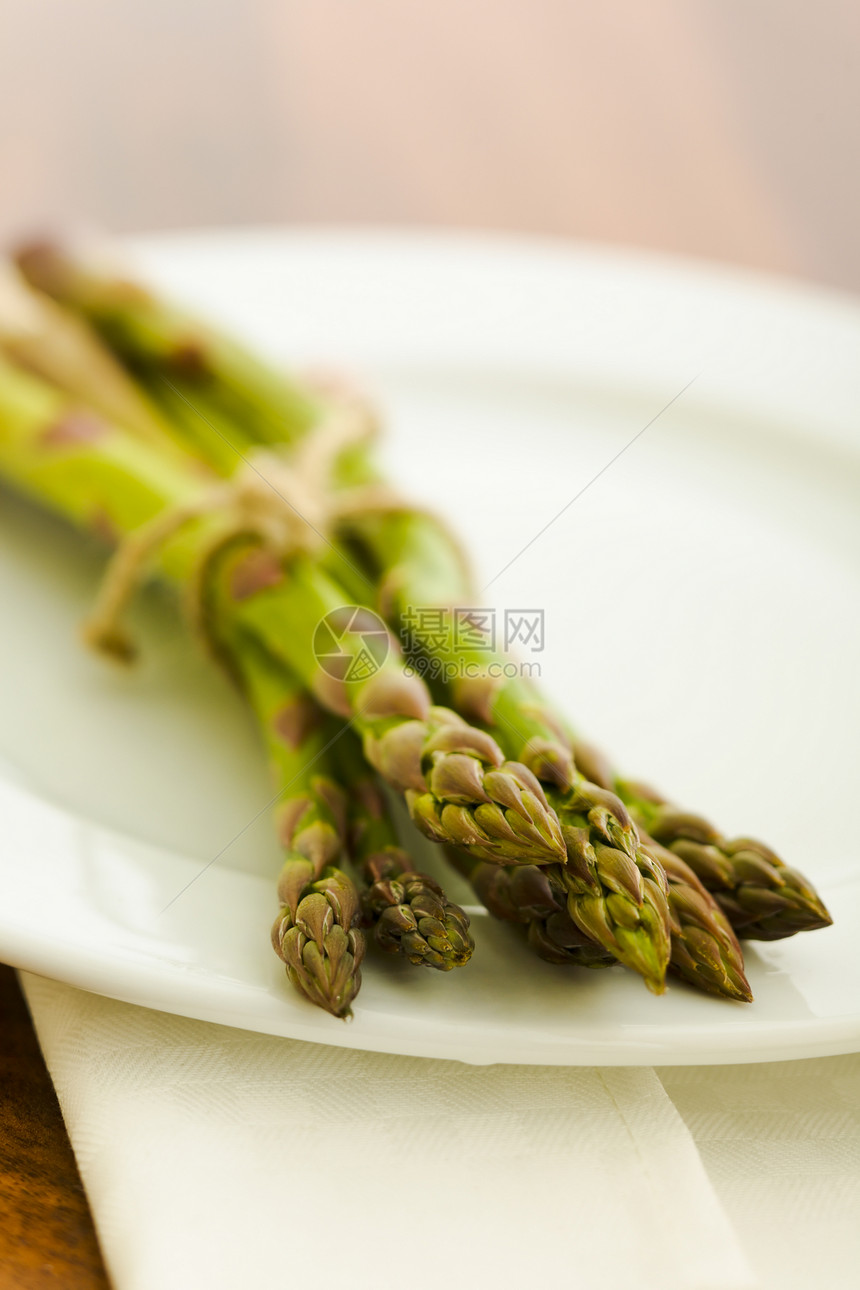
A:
21;973;756;1290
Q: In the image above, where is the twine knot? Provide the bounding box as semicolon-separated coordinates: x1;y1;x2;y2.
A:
83;389;402;664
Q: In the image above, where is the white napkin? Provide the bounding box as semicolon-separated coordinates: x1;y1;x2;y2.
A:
659;1057;860;1290
21;973;755;1290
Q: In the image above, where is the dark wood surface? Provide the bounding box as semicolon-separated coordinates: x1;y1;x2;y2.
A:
0;965;109;1289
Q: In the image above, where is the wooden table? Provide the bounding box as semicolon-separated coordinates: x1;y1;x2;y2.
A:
0;966;108;1288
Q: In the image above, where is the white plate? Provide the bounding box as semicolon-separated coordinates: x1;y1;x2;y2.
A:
1;229;859;1065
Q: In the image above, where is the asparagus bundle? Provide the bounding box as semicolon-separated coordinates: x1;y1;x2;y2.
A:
9;245;673;992
0;242;834;1018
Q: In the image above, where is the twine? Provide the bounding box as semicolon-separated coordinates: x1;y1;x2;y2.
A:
83;391;411;664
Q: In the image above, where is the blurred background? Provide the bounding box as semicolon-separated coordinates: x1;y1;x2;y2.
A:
1;0;858;288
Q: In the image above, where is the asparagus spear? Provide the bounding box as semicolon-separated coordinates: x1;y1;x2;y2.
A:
0;358;565;870
543;781;672;993
0;352;208;555
647;839;752;1001
336;734;474;969
229;632;365;1017
572;738;832;941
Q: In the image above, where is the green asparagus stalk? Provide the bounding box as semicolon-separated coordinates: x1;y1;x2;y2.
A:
542;781;672;992
572;738;832;941
336;734;473;969
228;632;365;1017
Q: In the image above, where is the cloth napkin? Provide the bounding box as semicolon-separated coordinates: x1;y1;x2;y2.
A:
20;973;756;1290
658;1057;860;1290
